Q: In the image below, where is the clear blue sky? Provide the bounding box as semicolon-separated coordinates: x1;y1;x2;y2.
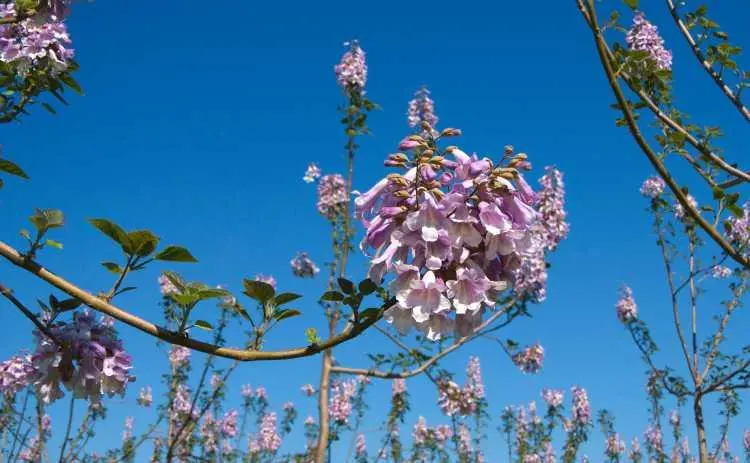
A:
1;0;749;460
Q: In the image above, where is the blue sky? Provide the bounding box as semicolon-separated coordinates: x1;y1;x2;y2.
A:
1;0;749;460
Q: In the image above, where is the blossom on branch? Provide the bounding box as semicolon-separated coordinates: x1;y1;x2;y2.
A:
290;252;320;278
626;13;673;71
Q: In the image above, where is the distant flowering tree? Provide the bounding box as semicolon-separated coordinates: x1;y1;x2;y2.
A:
579;0;750;462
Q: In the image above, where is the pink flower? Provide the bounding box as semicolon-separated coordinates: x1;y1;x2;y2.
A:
616;286;638;323
513;344;545;374
640;176;665;198
334;40;367;90
300;383;316;396
303;162;321;183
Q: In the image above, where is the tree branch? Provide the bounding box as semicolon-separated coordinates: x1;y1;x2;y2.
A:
0;240;390;362
664;0;750;121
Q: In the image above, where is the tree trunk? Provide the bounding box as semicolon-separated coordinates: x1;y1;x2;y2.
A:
694;394;710;462
314;350;332;462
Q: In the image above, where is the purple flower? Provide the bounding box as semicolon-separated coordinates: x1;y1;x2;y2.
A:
536;167;569;251
255;386;267;400
571;386;591;425
615;285;638;323
513;344;545;374
712;265;732;279
391;378;406;396
0;354;36;397
334;40;367;91
158;274;178;296
283;401;294;412
122;416;134;442
137;386;153;407
169;345;191;367
626;13;673;71
317;173;349;217
446;267;492;315
644;424;663;453
743;430;750;451
210;373;222;390
241;384;252;399
396;271;451;324
605;434;626;458
256;413;282;452
0;8;75;75
329;379;357;424
220;410;238;438
541;388;564;408
290;252;320;278
640;176;665;198
726;202;749;250
303;162;321;183
300;383;316;396
355;433;367;457
674;194;698;220
407;86;439;136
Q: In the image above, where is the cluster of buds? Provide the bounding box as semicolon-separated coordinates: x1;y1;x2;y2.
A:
356;125;566;340
436;357;485;416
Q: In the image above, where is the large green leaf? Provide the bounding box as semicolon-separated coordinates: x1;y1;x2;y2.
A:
274;292;302;306
242;279;275;304
273;308;301;322
124;230;159;257
89;218;130;248
0;159;29;179
154;246;198;263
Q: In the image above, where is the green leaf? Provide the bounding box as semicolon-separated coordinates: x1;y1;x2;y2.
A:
124;230;159;257
20;229;30;240
358;279;377;295
275;292;302;306
273;308;301;322
162;271;187;293
320;291;344;302
0;159;29;179
101;262;122;274
623;0;638;8
115;286;137;296
154;246;198;263
41;102;56;114
242;279;275;304
197;288;231;300
45;239;63;249
194;320;213;331
305;327;320;344
338;278;355;295
169;292;196;306
359;308;381;322
89;218;130;248
59;73;84;95
58;298;82;312
29;209;64;231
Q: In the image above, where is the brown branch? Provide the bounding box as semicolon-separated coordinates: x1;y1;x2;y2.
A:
576;0;749;269
700;276;747;382
664;0;750;122
0;240;388;361
330;301;515;379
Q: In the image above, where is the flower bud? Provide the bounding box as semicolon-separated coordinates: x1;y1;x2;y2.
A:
504;145;514;155
399;138;421;151
384;160;406;167
393;190;411;199
440;128;462;137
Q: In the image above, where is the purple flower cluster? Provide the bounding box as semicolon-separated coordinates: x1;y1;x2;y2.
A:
674;194;698;220
290;252;320;278
0;2;74;75
159;274;178;296
570;386;591;425
712;265;732;279
329;379;357;424
513;343;545;374
726;202;749;251
137;385;153;407
407;86;438;135
412;416;452;448
541;388;564;408
355;433;367;457
626;13;673;71
300;383;316;396
241;383;253;398
303;162;321;184
615;285;638;323
122;416;134;442
640;175;665;198
200;413;219;454
220;410;238;438
253;412;282;453
31;311;133;404
0;354;35;396
644;424;663;453
334;40;367;91
605;434;626;458
317;173;349;217
391;378;406;396
536;167;569;252
168;345;191;368
356;137;564;339
437;357;485;416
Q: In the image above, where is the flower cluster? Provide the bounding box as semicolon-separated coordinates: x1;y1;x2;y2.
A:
158;274;178;296
726;202;749;251
122;416;134;442
250;412;282;454
290;252;320;278
407;86;438;136
355;433;367;457
317;173;349;217
220;410;238;438
536;166;569;252
437;357;485;416
604;434;626;458
644;424;663;453
412;416;452;448
626;13;673;71
168;345;191;367
570;386;591;425
357;134;565;339
0;2;74;75
513;343;545;374
31;311;133;404
711;265;732;279
303;162;321;183
334;40;367;91
300;383;316;396
541;388;564;408
0;354;35;396
137;385;153;407
640;176;665;198
329;378;358;424
673;194;698;220
615;285;638;323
